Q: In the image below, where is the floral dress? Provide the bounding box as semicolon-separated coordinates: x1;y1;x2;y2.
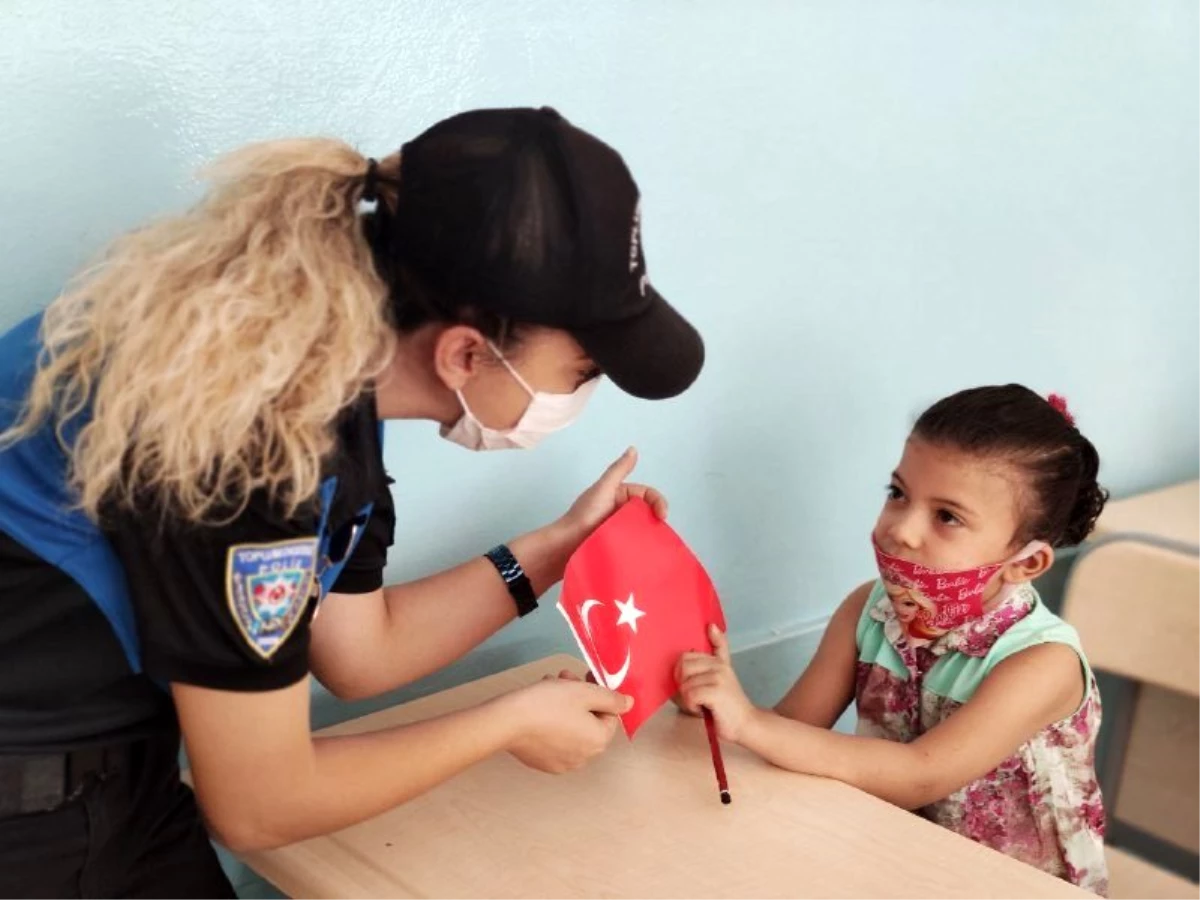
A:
854;581;1108;895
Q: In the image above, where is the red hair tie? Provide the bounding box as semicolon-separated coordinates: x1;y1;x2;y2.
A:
1047;393;1076;426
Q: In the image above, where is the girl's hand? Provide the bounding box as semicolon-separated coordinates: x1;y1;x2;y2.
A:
555;448;668;547
670;691;702;717
676;625;755;741
502;678;632;774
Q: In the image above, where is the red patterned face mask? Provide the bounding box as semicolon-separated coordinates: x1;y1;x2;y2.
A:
871;536;1044;642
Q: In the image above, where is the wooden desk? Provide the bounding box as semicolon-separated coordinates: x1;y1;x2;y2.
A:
238;655;1091;899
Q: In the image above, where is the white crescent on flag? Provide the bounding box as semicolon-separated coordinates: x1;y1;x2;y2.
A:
579;598;632;690
554;593;647;691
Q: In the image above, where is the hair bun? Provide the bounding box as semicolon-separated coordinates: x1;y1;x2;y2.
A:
1047;393;1076;427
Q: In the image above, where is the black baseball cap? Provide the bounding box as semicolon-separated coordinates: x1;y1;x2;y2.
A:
386;106;704;401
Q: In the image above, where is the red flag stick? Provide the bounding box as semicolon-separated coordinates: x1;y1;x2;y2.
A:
702;707;731;804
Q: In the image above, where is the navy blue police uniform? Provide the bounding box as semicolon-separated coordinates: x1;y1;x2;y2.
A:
0;312;395;898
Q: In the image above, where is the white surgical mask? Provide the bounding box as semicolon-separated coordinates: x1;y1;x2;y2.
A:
440;343;599;451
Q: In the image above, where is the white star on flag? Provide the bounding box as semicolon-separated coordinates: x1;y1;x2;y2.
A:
614;593;646;633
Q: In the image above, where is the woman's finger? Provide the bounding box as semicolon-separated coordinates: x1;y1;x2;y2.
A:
619;483;669;520
594;448;638;494
597;713;620;739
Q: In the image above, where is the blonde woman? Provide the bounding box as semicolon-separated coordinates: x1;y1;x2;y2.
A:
0;107;704;897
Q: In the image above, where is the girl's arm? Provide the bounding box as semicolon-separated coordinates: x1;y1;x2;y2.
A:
674;582;871;723
679;627;1084;810
770;582;873;727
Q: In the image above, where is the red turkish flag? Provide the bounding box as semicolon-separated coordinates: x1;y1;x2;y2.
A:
557;498;726;737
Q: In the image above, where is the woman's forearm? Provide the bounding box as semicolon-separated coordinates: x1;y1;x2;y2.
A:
198;695;518;852
312;520;580;698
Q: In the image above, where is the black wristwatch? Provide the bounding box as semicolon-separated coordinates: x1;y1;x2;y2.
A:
484;545;538;617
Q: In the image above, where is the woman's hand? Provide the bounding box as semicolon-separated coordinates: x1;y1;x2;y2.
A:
502;678;632;774
676;625;756;742
555;448;668;548
551;668;596;684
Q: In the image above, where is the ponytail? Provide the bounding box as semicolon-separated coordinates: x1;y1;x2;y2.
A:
1;138;396;523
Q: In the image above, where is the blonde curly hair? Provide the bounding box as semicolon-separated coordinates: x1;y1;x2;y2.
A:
0;139;397;523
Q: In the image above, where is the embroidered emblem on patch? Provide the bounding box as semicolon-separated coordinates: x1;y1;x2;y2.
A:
226;538;319;659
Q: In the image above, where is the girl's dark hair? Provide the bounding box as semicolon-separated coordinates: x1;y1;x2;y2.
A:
913;384;1109;548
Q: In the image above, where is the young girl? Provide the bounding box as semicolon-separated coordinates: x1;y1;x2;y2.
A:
677;384;1110;896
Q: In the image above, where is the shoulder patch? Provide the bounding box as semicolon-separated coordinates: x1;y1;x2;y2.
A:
225;538;319;660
